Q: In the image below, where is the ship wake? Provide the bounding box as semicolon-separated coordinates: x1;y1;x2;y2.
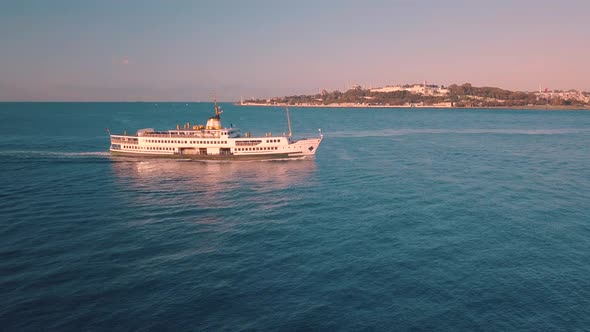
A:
328;128;590;138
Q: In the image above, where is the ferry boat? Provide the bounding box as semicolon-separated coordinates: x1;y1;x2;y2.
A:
109;101;323;160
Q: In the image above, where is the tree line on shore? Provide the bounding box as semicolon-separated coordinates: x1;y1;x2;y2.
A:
244;83;589;107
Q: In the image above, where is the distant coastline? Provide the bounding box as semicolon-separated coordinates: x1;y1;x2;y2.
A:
238;82;590;111
237;102;590;111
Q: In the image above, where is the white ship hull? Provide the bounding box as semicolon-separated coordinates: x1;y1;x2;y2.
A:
109;103;322;160
110;136;322;160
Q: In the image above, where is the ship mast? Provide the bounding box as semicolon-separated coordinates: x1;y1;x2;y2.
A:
204;95;223;130
286;107;292;138
214;95;222;118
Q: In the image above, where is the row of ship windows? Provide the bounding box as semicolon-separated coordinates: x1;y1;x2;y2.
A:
236;147;278;151
145;139;228;144
266;139;280;143
122;145;278;152
124;145;174;151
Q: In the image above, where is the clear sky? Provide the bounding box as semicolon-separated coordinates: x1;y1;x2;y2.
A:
1;0;589;101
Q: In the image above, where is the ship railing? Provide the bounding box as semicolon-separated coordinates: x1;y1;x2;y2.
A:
235;140;262;146
141;132;221;139
111;137;139;144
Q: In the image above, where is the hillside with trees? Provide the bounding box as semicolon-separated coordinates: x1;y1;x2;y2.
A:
242;83;590;108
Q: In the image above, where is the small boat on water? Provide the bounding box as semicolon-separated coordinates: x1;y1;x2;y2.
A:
109;101;323;160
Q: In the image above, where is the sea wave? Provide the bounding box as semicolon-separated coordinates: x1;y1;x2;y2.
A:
0;151;111;158
327;128;590;138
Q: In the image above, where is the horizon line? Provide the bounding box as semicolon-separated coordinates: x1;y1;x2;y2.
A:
0;100;236;103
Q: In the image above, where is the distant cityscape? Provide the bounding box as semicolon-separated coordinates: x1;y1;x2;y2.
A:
241;82;590;108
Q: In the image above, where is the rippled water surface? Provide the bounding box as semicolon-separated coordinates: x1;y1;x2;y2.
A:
2;103;590;330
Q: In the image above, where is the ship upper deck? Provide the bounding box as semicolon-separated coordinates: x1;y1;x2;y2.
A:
110;127;243;139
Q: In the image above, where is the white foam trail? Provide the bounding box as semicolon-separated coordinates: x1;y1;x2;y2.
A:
327;128;590;138
0;151;110;157
56;151;110;157
186;157;308;164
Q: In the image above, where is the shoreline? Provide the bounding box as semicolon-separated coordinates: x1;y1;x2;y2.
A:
236;103;590;111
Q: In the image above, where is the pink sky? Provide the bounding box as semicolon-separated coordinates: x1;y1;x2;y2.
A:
0;0;588;101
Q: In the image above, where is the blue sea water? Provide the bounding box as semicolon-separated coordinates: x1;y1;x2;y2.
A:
1;102;590;331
